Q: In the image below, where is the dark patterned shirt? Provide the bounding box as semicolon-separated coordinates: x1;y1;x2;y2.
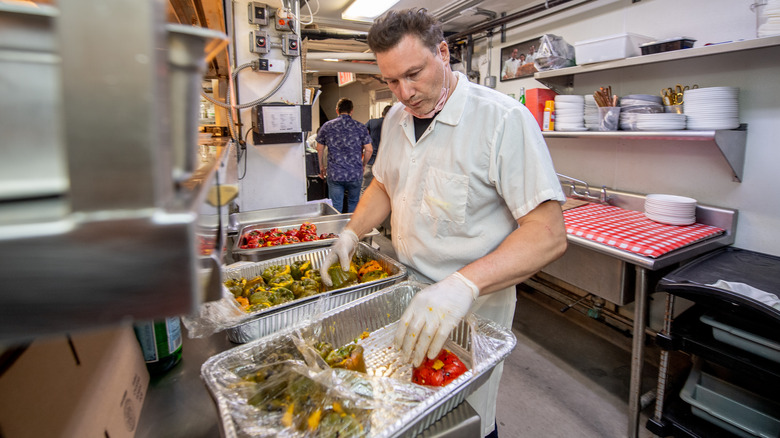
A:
317;114;371;181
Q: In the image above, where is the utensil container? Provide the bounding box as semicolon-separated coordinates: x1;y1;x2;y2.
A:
664;104;684;114
639;37;696;55
598;106;621;131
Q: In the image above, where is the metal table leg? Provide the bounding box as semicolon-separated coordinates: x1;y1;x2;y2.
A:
628;266;649;438
652;294;676;424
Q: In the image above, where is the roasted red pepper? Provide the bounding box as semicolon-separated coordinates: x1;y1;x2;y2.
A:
239;224;334;249
299;222;317;234
412;349;468;387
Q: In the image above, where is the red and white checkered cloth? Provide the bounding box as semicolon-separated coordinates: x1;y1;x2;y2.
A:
563;203;726;258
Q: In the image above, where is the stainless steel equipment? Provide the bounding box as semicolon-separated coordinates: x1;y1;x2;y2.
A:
542;177;738;306
0;1;230;344
538;175;738;438
232;214;353;261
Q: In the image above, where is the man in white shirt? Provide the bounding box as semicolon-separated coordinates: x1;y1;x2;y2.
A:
319;8;567;438
526;44;537;64
501;48;522;80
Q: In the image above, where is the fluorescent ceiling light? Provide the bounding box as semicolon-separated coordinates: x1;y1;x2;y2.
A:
323;58;339;62
342;0;399;22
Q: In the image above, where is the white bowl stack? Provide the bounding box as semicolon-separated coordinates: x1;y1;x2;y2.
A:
644;194;697;226
758;0;780;37
584;94;600;130
554;95;586;131
683;86;740;130
619;94;664;130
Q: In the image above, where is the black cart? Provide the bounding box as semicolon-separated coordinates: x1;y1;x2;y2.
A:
647;247;780;438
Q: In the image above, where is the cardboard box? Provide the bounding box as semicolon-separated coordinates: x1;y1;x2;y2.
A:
0;324;149;438
525;88;558;129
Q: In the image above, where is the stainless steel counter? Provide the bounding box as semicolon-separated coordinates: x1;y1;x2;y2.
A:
136;328;481;437
548;182;738;438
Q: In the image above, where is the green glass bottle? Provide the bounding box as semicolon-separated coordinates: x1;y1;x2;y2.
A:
133;316;183;375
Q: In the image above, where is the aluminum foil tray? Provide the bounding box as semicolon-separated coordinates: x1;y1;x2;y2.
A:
231;215;352;262
223;242;406;343
201;281;517;438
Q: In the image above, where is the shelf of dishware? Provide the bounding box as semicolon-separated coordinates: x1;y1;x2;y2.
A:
534;35;780;92
542;124;748;182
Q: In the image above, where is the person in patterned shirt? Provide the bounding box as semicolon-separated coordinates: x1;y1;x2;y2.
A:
316;98;373;213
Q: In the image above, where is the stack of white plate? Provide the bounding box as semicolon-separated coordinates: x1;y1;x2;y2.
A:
619;94;664;130
758;0;780;37
554;95;586;131
584;94;600;130
644;194;697;226
635;113;687;131
683;87;740;130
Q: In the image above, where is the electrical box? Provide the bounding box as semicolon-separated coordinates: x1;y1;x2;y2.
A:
251;104;312;144
254;58;285;74
249;30;269;54
274;11;294;31
281;34;299;57
248;2;268;25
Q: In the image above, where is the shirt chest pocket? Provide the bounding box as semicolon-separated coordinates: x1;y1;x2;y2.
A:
420;167;469;224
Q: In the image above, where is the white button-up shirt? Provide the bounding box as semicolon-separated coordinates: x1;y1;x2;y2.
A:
373;71;565;283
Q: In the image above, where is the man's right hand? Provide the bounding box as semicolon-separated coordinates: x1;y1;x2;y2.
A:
320;229;359;286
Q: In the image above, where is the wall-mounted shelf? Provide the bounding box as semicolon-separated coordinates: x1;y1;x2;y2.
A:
543;124;748;182
534;36;780;93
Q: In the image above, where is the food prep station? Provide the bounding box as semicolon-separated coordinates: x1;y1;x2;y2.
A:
140;203;491;437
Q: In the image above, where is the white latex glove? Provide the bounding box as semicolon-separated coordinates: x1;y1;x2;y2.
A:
319;229;359;287
394;272;480;367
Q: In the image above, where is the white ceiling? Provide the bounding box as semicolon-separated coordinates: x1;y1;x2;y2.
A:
302;0;538;56
306;0;533;33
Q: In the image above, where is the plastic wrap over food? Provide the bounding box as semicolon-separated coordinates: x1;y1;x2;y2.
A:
201;281;517;437
534;34;576;71
182;243;406;340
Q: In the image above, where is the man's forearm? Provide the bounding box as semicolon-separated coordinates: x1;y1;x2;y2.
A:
362;144;373;166
345;180;391;238
459;200;567;295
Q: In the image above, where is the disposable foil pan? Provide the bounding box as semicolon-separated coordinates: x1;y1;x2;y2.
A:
201;280;517;438
223;242;406;343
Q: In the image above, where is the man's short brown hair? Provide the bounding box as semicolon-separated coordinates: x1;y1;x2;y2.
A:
337;98;353;114
367;8;444;55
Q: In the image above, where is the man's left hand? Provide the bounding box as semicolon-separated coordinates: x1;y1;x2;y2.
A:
394;272;479;367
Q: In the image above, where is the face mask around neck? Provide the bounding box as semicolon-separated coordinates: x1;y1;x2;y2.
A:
404;57;451;119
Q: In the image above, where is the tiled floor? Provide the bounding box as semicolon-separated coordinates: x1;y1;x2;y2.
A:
496;291;657;437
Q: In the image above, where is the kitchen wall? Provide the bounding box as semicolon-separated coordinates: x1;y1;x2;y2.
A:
318;77;376;125
483;0;780;256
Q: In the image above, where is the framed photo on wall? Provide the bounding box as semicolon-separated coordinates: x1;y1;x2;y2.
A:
500;37;540;81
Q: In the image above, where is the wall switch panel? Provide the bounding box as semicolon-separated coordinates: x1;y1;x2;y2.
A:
281;34;300;57
254;58;285;74
249;30;269;54
248;2;268;25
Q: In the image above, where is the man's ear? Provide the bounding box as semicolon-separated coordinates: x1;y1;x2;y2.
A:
438;41;450;64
